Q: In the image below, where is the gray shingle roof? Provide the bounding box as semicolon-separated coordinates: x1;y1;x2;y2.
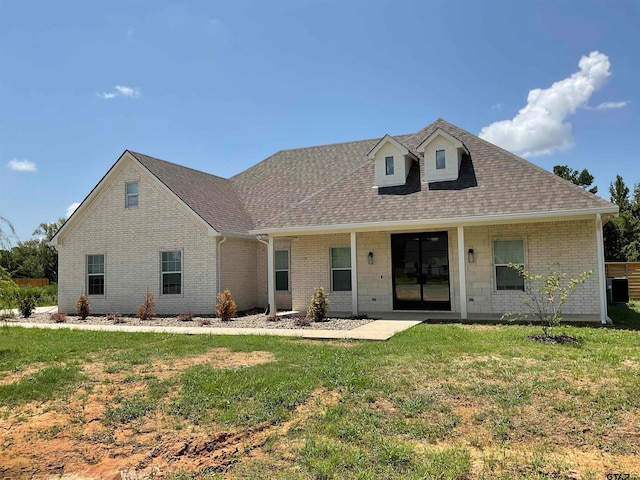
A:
233;119;614;230
129;119;615;235
129;151;255;234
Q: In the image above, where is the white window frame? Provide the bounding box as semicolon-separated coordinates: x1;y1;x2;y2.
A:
87;254;105;296
126;182;139;208
436;150;446;170
161;250;182;295
493;239;526;292
385;156;394;175
330;247;352;292
275;249;289;292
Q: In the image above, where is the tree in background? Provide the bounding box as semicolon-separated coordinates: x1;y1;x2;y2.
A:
0;215;16;250
604;175;640;262
553;165;598;194
552;168;640;262
0;218;65;282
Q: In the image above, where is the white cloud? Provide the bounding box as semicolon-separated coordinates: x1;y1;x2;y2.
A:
98;85;141;100
114;85;139;97
595;101;628;110
66;202;80;218
479;51;612;157
7;159;37;172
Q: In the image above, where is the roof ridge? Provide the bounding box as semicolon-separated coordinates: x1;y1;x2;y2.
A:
128;150;231;182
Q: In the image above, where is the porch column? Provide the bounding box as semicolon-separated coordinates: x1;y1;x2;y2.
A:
351;231;359;316
596;214;607;325
267;235;276;315
457;226;468;319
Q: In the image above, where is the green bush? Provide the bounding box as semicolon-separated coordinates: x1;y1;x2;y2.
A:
0;266;18;314
17;289;36;318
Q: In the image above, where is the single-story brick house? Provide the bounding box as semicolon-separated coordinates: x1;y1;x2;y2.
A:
50;119;618;323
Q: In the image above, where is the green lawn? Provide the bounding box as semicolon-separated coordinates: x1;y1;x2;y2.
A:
1;323;639;479
609;300;640;330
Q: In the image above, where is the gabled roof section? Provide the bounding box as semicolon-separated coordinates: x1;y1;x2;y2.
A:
366;134;418;159
247;118;616;232
416;127;469;154
129;151;254;234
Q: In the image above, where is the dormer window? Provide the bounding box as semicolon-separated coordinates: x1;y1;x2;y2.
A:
416;128;469;183
367;134;418;187
385;156;394;175
436;150;445;170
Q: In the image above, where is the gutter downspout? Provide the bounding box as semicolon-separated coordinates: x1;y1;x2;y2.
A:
216;236;227;295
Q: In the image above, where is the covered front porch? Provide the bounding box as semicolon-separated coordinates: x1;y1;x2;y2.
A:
261;214;610;325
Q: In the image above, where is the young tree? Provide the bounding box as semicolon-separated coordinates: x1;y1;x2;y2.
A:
501;264;592;340
553;165;598;194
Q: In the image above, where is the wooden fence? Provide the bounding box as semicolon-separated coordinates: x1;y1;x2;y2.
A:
605;262;640;301
12;278;50;288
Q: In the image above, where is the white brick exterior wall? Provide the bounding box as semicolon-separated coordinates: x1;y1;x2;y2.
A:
464;219;600;315
290;234;352;313
57;158;218;315
220;237;263;311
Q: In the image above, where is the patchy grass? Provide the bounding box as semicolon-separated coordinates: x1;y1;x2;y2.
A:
609;300;640;329
0;324;639;479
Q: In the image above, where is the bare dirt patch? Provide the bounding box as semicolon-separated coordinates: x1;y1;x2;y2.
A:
0;347;276;479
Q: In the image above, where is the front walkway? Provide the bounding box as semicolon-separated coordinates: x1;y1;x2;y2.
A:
6;307;422;341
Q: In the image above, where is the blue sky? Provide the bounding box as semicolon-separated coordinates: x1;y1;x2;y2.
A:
1;0;638;241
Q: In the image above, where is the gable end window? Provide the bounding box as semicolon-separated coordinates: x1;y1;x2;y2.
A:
126;182;139;208
331;247;352;291
275;250;289;291
161;251;182;295
493;240;525;291
87;254;105;296
436;150;446;170
385;156;394;175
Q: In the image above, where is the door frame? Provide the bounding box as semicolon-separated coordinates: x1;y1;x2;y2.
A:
391;231;452;311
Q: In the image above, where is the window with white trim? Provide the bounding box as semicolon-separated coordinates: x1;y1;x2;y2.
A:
385;156;394;175
161;251;182;294
331;247;351;291
275;250;289;291
436;150;446;170
493;240;525;291
126;182;139;208
87;254;105;295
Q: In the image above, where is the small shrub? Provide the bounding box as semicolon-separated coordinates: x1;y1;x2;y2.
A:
294;316;311;327
216;289;236;321
177;311;194;322
107;312;124;324
18;289;36;318
50;312;67;323
307;286;329;322
197;318;211;327
75;293;90;319
137;289;156;320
